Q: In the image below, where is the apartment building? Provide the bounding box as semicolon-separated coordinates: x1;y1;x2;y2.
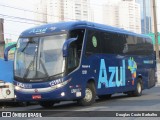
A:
35;0;92;23
102;0;141;33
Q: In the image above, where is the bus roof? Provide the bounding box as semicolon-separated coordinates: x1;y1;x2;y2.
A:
20;21;149;38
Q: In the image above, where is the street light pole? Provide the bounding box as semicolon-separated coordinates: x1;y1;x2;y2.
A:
152;0;160;85
153;0;159;63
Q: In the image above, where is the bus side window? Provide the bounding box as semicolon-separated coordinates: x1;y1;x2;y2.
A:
85;30;101;56
144;38;153;56
67;29;84;73
67;43;78;70
125;35;136;55
101;32;126;54
101;32;116;54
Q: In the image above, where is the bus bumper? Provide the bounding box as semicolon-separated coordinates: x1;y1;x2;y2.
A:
14;85;83;102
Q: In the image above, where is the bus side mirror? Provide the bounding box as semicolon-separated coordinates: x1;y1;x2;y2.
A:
4;44;16;61
63;38;77;57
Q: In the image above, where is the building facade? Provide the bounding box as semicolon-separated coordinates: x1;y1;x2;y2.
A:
136;0;153;34
102;0;141;33
74;0;91;21
47;0;75;22
35;0;92;23
35;0;47;23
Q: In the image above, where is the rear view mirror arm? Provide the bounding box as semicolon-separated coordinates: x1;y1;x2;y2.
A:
4;44;16;61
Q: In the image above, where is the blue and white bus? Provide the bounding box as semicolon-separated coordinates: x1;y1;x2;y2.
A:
0;59;14;101
7;21;156;108
0;44;28;106
0;44;16;101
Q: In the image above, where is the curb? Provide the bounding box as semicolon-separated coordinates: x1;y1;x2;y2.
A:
155;84;160;87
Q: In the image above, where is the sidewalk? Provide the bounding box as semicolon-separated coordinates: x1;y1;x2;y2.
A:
156;63;160;87
156;82;160;87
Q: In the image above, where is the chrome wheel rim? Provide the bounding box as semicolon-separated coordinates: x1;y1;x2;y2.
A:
84;88;92;102
137;83;141;94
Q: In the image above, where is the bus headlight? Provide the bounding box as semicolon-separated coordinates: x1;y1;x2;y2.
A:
61;92;65;97
15;86;21;91
57;84;62;88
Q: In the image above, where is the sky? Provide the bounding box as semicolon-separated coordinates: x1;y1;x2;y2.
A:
0;0;160;42
0;0;39;41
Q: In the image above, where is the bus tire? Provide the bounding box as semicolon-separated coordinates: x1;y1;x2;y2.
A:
39;101;55;108
98;94;112;99
133;80;142;96
78;83;96;106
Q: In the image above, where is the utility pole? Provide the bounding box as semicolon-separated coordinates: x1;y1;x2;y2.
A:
153;0;159;63
153;0;160;85
143;0;146;33
0;18;5;58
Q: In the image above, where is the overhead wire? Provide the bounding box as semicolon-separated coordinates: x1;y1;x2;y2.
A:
0;1;159;37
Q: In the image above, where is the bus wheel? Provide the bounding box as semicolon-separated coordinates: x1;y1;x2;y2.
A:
133;80;142;96
78;83;96;106
98;94;112;99
39;101;55;108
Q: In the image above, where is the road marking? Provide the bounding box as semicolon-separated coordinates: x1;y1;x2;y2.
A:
75;106;109;111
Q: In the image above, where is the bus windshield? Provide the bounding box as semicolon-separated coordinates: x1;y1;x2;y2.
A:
14;34;67;81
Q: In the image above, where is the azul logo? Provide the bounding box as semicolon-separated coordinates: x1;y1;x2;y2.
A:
29;28;47;34
128;57;137;85
98;59;126;89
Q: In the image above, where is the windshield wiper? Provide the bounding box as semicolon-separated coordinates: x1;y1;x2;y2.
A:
53;72;64;77
45;72;64;81
21;40;36;53
23;53;49;79
23;50;37;79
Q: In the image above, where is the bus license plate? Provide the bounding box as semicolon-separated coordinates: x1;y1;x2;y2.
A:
32;95;41;100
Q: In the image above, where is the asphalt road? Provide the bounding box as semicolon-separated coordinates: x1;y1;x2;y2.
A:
0;85;160;119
